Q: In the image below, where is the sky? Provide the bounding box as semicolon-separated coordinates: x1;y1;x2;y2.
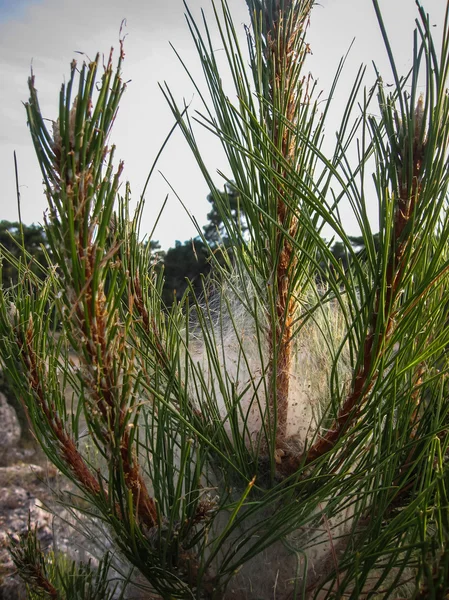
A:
0;0;446;249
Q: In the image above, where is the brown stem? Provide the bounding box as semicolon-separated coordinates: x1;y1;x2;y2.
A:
282;111;426;472
63;233;158;529
269;243;297;448
30;565;59;599
264;5;309;450
21;320;102;499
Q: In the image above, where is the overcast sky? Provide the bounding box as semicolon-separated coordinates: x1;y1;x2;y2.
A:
0;0;446;248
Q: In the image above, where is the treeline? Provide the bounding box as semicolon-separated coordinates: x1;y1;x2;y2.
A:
0;186;377;303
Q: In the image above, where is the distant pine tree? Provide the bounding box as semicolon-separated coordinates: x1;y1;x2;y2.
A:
0;220;49;286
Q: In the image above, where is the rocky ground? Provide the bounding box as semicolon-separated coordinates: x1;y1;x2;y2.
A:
0;392;153;600
0;392;96;599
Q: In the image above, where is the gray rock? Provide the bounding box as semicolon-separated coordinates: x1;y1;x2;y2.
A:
0;393;21;450
0;485;53;600
0;576;26;600
0;464;56;488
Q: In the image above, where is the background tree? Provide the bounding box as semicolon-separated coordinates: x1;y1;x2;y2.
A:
161;238;210;304
203;183;246;246
327;234;380;270
0;220;48;287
